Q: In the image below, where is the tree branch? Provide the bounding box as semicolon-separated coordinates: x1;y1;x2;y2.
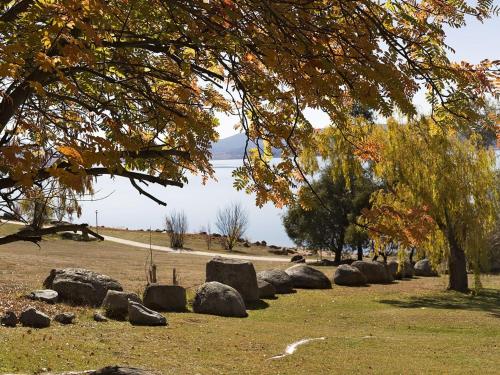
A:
0;0;34;23
0;223;104;245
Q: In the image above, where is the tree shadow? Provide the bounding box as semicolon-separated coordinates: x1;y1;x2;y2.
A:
246;300;270;310
379;288;500;318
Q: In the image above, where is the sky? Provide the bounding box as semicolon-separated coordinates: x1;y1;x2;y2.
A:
216;12;500;139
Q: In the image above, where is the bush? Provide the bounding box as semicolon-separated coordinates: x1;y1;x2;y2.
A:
165;211;188;249
216;202;248;251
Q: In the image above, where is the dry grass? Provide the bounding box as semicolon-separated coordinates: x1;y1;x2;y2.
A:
0;228;499;374
98;226;293;257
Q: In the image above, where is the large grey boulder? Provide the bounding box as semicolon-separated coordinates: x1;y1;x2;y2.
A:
128;301;167;326
205;257;260;302
19;308;50;328
143;284;186;312
285;264;332;289
192;281;247;318
1;311;18;327
102;290;142;319
351;261;394;284
257;279;276;299
257;269;294;294
333;264;367;286
43;268;123;306
388;260;415;279
27;289;58;304
414;259;438;277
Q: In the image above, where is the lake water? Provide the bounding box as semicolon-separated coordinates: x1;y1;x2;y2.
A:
70;148;500;248
79;159;294;247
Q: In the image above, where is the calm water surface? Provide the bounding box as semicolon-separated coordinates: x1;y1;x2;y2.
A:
78;150;500;248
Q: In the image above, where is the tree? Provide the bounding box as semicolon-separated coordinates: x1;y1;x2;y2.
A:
165;210;188;249
1;0;497;244
18;181;81;228
361;117;499;292
283;165;376;262
216;202;248;251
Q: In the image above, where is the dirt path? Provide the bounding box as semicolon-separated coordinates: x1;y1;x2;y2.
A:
3;220;291;263
103;234;290;262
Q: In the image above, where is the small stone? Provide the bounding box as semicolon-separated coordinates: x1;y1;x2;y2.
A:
290;254;305;263
19;308;50;328
128;301;167;326
27;289;58;304
93;312;108;322
1;311;18;327
102;290;142;319
93;366;155;375
54;312;75;325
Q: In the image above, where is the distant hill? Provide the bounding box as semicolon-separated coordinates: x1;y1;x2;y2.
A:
211;133;281;160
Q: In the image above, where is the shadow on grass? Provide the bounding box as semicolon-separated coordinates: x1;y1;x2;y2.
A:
246;300;270;310
379;288;500;318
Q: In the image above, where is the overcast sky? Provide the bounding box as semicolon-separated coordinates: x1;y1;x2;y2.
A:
216;13;500;139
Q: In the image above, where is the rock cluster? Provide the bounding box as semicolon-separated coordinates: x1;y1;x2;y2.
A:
43;268;123;306
205;257;259;302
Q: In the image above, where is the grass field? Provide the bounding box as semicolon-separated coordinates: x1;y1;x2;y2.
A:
0;224;499;374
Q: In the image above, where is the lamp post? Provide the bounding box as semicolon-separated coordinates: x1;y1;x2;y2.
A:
95;210;98;235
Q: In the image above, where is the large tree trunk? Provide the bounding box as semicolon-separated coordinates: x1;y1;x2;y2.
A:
357;244;363;260
333;232;344;263
447;232;468;292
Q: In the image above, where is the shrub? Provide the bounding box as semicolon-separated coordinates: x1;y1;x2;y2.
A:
216;202;248;251
165;211;188;249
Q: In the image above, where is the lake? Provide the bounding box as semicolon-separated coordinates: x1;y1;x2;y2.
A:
71;149;500;248
79;159;294;247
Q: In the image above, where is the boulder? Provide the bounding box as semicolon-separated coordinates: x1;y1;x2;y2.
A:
388;260;415;279
351;261;394;284
257;269;294;294
192;281;247;318
128;301;167;326
92;366;155;375
27;289;58;304
290;254;305;263
102;290;141;319
205;257;259;302
1;311;18;327
19;308;50;328
143;284;187;312
333;264;367;286
285;264;332;289
93;312;108;322
257;279;276;299
43;268;123;306
54;312;75;325
414;259;438;277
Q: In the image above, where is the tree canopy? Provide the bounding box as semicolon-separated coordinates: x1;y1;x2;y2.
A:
283;164;375;262
0;0;498;243
361;117;499;292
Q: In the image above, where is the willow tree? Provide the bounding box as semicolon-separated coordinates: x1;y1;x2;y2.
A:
361;117;499;292
0;0;498;244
